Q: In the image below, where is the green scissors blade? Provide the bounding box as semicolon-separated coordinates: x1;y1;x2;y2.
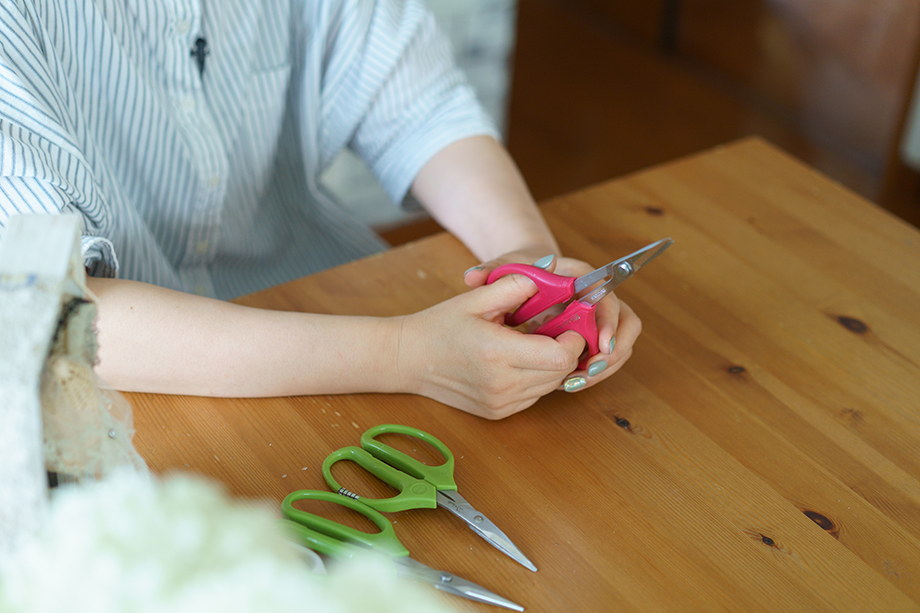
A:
394;557;525;611
437;490;538;573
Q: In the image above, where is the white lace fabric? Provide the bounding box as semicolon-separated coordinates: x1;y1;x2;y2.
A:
40;355;147;480
39;297;147;481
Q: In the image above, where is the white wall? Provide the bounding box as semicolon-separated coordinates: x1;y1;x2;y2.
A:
320;0;518;229
901;62;920;172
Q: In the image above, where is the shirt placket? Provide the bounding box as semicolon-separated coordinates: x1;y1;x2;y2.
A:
169;0;229;297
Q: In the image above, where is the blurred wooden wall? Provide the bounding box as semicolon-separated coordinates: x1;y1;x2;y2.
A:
506;0;920;227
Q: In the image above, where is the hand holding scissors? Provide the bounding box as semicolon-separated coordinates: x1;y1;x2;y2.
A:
486;238;673;370
322;423;537;572
281;490;524;611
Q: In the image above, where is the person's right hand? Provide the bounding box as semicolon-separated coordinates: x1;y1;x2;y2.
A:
462;250;642;395
394;273;587;419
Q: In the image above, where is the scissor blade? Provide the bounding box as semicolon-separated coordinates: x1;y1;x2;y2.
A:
395;557;525;611
437;491;538;572
573;237;674;294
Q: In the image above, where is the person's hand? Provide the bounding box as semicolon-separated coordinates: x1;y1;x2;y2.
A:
461;250;642;395
395;273;588;419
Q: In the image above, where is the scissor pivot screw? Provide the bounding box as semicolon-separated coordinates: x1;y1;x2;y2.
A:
440;573;453;583
474;515;484;523
617;262;633;276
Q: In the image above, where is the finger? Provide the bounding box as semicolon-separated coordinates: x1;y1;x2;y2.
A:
553;329;587;367
498;327;584;374
591;291;622;357
609;300;642;363
463;264;488;288
463;252;557;288
551;294;618;382
558;303;642;392
580;301;641;379
469;273;540;321
533;253;557;273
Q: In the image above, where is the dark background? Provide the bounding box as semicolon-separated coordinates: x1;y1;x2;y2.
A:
382;0;920;245
506;0;920;227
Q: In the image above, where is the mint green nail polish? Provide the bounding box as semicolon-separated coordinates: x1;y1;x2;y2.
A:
464;265;484;276
534;254;555;269
564;376;586;392
588;361;607;377
609;338;616;353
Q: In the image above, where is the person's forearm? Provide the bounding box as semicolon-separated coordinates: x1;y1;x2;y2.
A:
88;277;404;397
410;135;560;261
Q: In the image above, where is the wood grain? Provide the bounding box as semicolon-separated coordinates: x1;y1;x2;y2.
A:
128;139;920;612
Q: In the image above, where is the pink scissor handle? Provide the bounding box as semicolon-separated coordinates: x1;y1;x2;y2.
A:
486;264;577;326
534;300;599;370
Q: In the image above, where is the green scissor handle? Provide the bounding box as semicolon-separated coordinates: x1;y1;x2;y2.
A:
322;424;457;513
277;518;360;559
361;424;457;491
280;490;409;559
322;446;438;512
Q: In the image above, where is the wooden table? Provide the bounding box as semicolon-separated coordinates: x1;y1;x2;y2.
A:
128;138;920;612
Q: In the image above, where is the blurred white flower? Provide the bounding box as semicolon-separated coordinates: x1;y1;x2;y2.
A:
0;470;454;613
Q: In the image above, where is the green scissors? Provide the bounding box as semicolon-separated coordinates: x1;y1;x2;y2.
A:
281;490;524;611
322;423;538;572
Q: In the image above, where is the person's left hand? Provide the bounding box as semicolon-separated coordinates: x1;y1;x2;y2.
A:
462;249;642;393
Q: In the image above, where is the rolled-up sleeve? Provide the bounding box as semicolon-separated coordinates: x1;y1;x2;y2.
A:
316;0;500;204
0;5;118;277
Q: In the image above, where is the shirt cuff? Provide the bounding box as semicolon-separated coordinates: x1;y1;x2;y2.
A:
81;235;118;278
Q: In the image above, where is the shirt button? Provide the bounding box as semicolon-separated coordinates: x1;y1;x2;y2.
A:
176;20;191;35
180;95;196;112
195;240;209;254
208;175;220;188
193;285;208;296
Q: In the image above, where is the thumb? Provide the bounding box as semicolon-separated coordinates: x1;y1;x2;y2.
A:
555;329;588;363
474;274;540;321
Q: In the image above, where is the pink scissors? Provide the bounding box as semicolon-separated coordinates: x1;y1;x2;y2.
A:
486;238;673;369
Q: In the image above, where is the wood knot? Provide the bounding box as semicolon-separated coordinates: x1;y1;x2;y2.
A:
803;510;839;538
840;408;863;424
837;316;868;334
644;206;665;216
744;528;787;553
604;412;651;438
728;365;746;375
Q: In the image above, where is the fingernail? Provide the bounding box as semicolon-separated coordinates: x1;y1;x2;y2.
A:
563;376;586;392
588;361;607;377
534;254;555;269
608;338;616;354
464;265;484;276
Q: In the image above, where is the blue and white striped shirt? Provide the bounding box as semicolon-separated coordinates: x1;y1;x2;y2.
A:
0;0;497;298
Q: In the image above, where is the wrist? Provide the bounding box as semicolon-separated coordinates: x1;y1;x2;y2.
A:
475;227;560;265
388;315;420;396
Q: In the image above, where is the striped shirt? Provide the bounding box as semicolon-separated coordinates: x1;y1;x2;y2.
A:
0;0;498;299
